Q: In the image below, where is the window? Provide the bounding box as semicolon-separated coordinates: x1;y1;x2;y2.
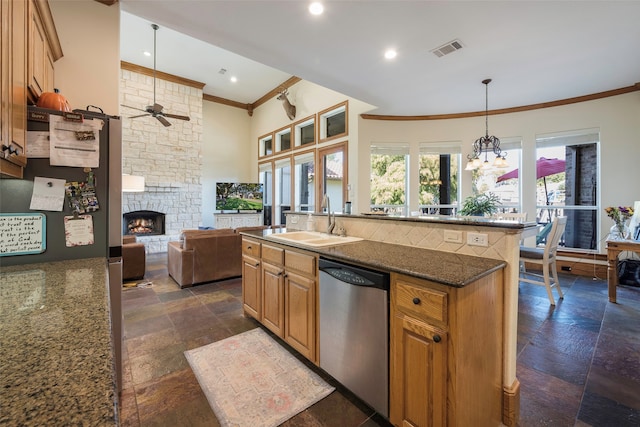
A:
318;142;347;213
275;126;291;153
370;143;409;215
294;151;315;212
471;138;523;213
274;157;292;225
536;129;599;251
259;162;273;225
259;134;273;158
319;101;348;142
294;116;315;147
418;142;461;215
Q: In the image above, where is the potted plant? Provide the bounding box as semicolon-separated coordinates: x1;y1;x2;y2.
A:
459;192;501;216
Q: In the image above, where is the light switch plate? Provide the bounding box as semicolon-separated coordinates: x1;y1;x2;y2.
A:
444;230;463;243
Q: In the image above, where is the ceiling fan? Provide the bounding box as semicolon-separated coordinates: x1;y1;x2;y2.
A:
121;24;190;127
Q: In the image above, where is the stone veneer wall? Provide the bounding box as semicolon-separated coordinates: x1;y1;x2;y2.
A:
120;69;203;253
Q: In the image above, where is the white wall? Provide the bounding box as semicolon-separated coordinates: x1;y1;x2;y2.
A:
248;79;376;204
358;91;640;252
49;1;120;115
201;100;252;227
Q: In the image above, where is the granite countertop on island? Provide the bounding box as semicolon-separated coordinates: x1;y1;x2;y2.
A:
0;257;117;426
242;229;506;287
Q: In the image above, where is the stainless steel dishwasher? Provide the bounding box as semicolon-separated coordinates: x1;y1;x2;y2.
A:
319;257;390;418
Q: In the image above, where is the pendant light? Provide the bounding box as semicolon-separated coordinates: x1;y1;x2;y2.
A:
465;79;508;171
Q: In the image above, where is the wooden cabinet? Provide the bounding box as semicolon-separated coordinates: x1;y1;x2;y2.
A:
1;0;27;178
241;237;261;319
241;238;318;364
27;0;61;103
390;270;504;427
283;250;316;361
1;0;61;179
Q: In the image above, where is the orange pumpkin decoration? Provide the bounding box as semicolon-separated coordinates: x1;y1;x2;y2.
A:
36;89;71;112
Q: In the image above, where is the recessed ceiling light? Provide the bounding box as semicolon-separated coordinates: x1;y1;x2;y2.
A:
384;49;397;60
230;76;238;83
309;2;324;15
143;51;151;57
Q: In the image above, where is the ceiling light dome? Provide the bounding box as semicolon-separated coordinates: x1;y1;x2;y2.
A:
309;2;324;15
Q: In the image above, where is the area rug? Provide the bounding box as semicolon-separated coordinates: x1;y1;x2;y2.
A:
184;327;334;427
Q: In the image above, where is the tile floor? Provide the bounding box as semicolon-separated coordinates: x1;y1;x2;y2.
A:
120;253;640;426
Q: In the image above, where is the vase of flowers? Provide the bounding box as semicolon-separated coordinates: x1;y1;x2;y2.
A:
605;206;634;240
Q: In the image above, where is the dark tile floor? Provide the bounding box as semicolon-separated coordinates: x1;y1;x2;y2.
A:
120;253;640;426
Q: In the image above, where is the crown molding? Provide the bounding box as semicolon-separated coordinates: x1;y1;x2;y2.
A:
361;83;640;121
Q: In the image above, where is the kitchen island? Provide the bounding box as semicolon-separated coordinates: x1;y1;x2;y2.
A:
243;213;534;426
0;257;118;426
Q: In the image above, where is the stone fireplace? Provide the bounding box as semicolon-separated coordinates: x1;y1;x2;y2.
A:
120;67;204;254
123;210;166;236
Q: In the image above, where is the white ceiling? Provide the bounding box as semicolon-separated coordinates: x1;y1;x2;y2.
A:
119;1;640;116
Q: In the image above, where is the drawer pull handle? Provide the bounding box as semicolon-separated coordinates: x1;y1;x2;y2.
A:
412;297;421;305
254;262;260;267
247;245;252;249
433;335;441;343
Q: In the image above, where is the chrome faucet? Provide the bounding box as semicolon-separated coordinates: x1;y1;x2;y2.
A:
321;194;335;235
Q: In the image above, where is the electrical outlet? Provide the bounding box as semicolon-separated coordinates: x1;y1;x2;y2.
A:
444;230;463;243
467;232;488;247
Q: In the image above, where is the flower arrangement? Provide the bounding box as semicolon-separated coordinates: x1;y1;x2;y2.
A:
605;206;634;238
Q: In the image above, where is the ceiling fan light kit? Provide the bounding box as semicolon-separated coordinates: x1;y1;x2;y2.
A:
121;24;190;127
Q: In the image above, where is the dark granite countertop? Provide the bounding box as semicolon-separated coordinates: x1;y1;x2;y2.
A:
0;258;117;426
285;210;538;232
241;229;506;287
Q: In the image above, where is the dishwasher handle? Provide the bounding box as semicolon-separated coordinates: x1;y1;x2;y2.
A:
319;258;390;290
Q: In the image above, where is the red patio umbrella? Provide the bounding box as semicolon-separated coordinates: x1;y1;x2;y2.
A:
496;157;566;221
496;157;566;183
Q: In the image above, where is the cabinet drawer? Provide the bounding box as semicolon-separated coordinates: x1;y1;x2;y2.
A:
285;250;316;276
242;238;261;257
262;244;284;265
395;280;447;325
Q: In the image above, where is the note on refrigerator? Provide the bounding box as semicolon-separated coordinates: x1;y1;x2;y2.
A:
29;177;66;211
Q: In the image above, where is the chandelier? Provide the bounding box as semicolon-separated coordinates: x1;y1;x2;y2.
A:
465;79;508;170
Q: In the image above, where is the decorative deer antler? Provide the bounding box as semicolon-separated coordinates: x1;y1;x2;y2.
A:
276;89;296;121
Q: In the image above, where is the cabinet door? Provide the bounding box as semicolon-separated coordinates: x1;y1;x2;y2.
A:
390;313;447;427
215;215;232;229
261;261;284;337
241;255;261;319
28;3;45;100
284;270;316;362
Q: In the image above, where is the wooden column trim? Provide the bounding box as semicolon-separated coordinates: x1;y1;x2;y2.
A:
503;379;520;427
33;0;63;60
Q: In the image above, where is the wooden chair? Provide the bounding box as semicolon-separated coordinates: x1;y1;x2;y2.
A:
519;216;567;305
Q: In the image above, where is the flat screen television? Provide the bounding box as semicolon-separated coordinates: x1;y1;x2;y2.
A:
216;182;263;212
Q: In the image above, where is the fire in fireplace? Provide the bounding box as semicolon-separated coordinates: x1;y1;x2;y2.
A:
123;210;166;236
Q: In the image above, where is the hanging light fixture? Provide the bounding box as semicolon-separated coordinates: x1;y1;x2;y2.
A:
465;79;508;171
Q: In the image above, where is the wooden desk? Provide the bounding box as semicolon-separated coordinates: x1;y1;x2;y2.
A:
606;239;640;303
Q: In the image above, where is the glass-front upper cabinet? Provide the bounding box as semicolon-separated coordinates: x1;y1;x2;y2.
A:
318;101;348;143
259;133;273;158
294;116;315;148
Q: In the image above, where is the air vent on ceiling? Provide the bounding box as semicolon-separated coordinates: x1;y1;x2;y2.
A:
431;39;464;58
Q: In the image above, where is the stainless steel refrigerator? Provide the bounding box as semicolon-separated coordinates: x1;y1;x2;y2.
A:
0;105;123;393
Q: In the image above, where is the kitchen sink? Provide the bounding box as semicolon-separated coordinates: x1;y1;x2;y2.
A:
267;231;363;247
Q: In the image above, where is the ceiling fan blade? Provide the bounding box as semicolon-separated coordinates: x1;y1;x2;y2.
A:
121;104;147;112
156;115;171;127
163;113;191;121
129;113;151;119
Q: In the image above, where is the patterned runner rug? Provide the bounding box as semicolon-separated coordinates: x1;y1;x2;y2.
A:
185;327;334;427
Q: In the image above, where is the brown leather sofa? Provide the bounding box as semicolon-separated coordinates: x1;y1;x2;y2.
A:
123;235;146;281
167;226;268;288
